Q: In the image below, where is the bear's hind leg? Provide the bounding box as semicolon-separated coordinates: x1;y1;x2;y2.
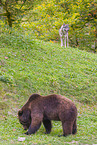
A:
43;119;52;134
62;121;73;136
72;119;77;134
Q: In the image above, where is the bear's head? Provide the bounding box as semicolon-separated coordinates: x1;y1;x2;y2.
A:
18;109;31;130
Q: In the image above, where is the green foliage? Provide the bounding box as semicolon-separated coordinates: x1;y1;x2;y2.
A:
20;0;97;52
0;0;97;52
0;0;42;27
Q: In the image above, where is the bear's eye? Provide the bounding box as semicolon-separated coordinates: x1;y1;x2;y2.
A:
18;110;23;116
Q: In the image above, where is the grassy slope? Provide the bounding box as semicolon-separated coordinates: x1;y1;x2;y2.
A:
0;29;97;144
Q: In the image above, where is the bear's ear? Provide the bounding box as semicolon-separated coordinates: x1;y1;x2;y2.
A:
18;110;23;116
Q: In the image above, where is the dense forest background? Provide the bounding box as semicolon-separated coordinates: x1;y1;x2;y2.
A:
0;0;97;52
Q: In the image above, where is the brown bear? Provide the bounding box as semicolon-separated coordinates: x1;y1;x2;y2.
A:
18;94;77;136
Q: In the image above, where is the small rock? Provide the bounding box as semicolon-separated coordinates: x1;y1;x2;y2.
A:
18;137;25;142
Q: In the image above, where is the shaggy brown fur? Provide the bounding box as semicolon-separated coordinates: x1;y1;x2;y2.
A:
18;94;77;136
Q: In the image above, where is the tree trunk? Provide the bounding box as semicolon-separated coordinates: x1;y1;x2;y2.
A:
95;25;97;53
6;10;12;27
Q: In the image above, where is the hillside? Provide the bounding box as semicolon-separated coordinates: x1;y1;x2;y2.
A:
0;29;97;104
0;29;97;144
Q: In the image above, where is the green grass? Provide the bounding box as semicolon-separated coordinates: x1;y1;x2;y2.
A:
0;28;97;144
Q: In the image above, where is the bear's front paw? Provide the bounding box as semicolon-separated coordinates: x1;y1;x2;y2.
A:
24;132;29;135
